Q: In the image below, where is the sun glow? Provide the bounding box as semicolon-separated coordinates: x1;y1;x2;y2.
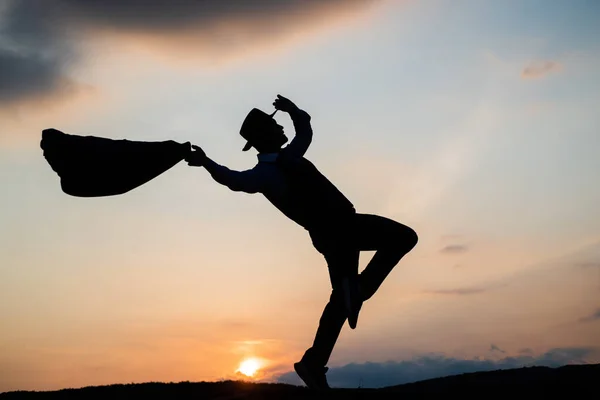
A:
237;358;261;377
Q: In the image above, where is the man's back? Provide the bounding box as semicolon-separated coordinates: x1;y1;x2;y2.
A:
263;150;355;232
199;105;355;232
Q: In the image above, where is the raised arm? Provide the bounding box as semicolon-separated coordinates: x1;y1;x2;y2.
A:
273;95;313;157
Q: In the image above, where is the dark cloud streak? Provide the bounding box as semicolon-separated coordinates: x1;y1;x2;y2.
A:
55;0;357;32
275;347;598;388
440;244;468;254
490;344;506;354
0;49;67;104
426;287;487;295
0;0;378;105
425;281;509;296
0;0;76;104
575;262;600;269
579;308;600;323
521;60;562;79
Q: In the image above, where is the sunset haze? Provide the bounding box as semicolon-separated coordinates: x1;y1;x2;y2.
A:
1;0;599;392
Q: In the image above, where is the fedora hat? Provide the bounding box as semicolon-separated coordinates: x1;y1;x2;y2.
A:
240;108;278;151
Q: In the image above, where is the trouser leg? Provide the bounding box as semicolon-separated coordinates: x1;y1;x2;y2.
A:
302;214;418;367
353;214;418;301
303;234;359;367
301;288;348;367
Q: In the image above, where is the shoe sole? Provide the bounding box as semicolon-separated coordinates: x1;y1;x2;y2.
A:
294;362;327;390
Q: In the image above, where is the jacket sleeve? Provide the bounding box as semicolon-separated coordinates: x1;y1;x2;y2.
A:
203;158;265;193
283;108;313;157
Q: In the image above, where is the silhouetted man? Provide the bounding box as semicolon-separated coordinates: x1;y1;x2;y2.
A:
186;95;418;390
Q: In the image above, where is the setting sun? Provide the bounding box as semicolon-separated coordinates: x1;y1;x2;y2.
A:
237;358;261;377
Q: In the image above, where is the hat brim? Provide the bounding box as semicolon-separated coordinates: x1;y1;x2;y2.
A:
242;141;252;151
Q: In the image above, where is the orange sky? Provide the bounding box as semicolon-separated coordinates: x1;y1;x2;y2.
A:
1;0;599;392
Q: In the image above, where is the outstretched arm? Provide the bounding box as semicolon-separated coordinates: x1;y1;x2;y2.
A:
273;95;313;157
186;145;264;193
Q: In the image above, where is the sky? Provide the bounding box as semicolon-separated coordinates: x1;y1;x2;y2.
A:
1;0;600;392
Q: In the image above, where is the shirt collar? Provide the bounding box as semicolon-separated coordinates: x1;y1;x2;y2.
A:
257;152;279;163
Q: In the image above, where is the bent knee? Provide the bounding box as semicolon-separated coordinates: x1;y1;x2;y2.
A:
388;224;418;252
404;226;418;250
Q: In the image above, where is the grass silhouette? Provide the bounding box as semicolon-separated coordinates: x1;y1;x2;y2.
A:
2;364;598;399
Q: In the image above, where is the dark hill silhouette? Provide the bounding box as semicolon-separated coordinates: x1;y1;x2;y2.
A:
2;364;598;399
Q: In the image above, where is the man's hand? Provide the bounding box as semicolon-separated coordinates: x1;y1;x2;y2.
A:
185;144;207;167
273;94;298;113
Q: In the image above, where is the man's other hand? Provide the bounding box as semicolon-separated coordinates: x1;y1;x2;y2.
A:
185;144;207;167
273;94;298;113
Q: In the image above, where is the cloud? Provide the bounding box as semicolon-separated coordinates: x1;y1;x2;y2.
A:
579;308;600;323
0;48;71;104
0;0;78;106
426;287;487;295
424;282;509;295
0;0;379;106
275;347;598;388
490;344;506;354
37;0;377;33
575;262;600;269
521;61;562;79
422;280;510;296
440;244;468;254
